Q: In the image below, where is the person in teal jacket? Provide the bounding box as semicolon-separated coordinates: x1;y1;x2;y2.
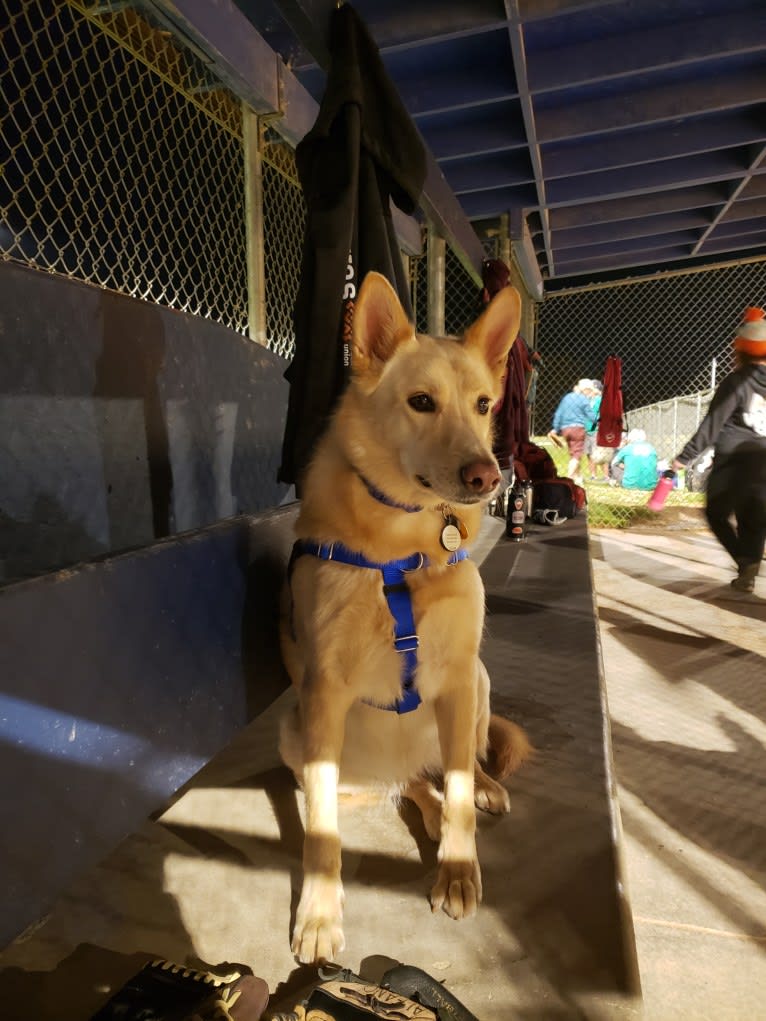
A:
610;429;658;489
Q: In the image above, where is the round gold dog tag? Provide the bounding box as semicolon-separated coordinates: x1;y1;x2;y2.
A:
440;523;462;551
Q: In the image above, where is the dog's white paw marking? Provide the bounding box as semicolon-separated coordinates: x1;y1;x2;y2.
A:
430;858;482;919
474;775;511;815
292;878;345;964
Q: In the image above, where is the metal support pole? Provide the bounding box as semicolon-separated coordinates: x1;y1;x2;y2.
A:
400;251;410;295
672;397;678;460
243;106;267;346
427;228;446;336
499;212;511;269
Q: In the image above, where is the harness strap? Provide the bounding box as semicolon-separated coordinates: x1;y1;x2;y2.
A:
291;540;468;713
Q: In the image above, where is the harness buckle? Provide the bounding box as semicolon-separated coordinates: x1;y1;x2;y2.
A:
394;633;419;653
404;552;425;572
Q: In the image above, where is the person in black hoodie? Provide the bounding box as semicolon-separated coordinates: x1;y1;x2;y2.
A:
674;307;766;593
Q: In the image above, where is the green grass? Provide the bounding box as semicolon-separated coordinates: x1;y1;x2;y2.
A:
531;435;705;529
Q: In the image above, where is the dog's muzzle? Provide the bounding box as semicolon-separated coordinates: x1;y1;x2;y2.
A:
460;459;501;497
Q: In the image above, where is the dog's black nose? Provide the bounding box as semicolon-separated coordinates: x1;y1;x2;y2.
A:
461;460;500;495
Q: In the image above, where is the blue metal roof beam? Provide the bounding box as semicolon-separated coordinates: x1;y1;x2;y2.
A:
377;29;519;119
460;185;543;220
504;0;553;276
542;112;766;181
695;232;766;256
447;153;536;194
548;184;731;230
518;0;624;19
554;230;704;263
711;216;766;239
310;1;509;56
418;103;529;162
692;143;766;256
553;246;694;276
739;176;766;200
526;12;766;94
546;149;754;207
536;67;765;144
719;196;766;222
552;211;716;250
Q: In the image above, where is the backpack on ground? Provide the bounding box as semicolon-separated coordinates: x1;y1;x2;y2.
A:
532;477;586;521
514;441;558;482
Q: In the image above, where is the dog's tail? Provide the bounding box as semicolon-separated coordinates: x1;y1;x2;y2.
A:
486;714;533;780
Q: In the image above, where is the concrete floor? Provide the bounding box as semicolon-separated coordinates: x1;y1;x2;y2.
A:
1;519;764;1019
590;526;766;1021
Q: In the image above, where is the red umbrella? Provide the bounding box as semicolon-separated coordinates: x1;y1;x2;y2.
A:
597;355;624;448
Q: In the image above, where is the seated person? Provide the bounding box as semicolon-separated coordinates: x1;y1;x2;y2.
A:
609;429;658;489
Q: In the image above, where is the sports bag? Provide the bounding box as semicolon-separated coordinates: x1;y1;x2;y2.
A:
532;477;586;521
515;440;557;482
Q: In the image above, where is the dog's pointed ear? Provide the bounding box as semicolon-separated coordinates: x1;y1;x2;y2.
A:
464;285;522;383
352;272;414;379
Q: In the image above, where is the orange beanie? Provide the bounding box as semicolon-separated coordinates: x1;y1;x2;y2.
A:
733;306;766;357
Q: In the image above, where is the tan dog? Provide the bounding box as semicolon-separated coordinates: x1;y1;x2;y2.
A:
279;271;530;964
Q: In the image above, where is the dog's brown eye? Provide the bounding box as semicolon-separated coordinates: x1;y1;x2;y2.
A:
477;396;491;415
408;393;436;413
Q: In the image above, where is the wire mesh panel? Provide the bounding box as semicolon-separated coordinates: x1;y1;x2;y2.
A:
409;236;489;337
445;244;481;335
536;258;766;524
410;247;428;334
2;0;249;333
262;138;305;360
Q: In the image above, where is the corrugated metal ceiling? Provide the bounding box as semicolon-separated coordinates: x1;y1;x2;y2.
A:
233;0;766;291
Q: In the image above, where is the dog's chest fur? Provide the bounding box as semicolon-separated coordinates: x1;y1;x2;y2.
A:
289;549;485;709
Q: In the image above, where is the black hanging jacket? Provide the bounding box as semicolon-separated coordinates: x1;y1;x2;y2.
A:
278;4;427;486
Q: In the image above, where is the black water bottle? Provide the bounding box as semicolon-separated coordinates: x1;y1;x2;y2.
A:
506;487;526;541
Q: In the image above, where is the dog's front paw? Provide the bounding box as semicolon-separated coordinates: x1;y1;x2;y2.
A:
430;859;482;919
292;877;345;964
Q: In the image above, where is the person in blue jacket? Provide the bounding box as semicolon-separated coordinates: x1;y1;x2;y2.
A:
610;429;658;490
550;379;597;481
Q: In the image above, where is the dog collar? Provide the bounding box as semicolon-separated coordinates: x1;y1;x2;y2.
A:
357;474;423;514
290;540;468;713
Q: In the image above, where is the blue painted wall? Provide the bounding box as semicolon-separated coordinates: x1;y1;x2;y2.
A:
0;262;291;585
0;509;295;949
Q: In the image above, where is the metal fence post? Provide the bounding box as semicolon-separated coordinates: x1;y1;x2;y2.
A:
427;228;446;336
673;396;678;457
243;107;267;346
499;212;511;269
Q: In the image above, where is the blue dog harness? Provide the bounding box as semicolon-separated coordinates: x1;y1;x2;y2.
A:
290;539;469;714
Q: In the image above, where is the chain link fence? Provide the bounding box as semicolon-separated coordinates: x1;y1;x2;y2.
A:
261;136;305;359
445;244;482;334
1;0;306;353
537;258;766;524
5;0;764;536
1;0;515;366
